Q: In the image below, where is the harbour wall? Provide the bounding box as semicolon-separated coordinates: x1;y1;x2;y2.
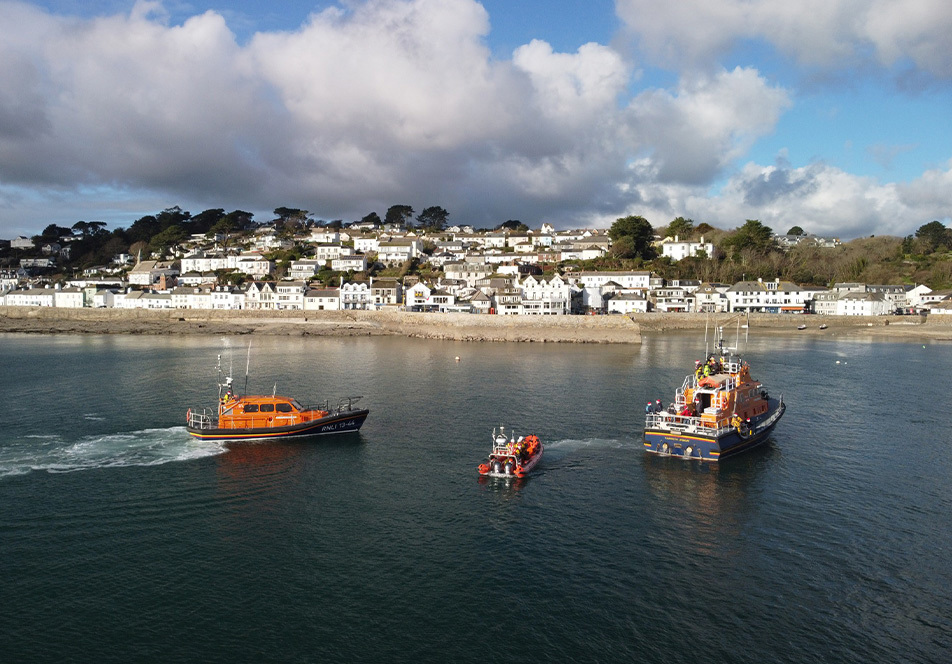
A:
1;306;951;342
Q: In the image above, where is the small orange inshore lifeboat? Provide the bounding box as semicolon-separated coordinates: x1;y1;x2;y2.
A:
478;427;544;478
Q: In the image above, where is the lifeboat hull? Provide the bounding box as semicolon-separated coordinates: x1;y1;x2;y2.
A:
478;445;544;478
644;399;784;462
186;409;369;442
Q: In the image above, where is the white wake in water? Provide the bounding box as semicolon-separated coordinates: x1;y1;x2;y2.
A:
544;437;634;451
0;427;225;478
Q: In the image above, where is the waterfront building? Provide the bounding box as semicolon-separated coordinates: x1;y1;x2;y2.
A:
726;278;809;313
836;291;889;316
605;291;649;314
304;288;341;311
275;281;306;310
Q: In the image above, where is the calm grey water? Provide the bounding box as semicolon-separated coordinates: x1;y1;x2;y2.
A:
1;332;950;663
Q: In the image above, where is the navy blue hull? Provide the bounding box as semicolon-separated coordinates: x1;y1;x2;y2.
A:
645;399;784;461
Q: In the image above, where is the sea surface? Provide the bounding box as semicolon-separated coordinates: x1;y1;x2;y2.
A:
0;332;950;663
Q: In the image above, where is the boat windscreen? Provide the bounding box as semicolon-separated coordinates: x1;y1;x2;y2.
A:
289;399;304;411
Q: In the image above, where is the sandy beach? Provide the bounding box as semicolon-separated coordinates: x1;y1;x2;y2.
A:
2;306;951;342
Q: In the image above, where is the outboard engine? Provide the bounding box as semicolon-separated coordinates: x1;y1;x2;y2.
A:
493;461;502;474
504;461;514;475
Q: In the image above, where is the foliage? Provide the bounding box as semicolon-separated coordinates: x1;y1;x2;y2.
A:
497;220;529;232
416;206;449;231
915;220;951;252
722;219;775;256
385;205;415;228
787;225;805;236
608;215;655;259
666;216;694;239
360;212;382;226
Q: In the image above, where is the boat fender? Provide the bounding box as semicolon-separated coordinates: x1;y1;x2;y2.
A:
186;408;191;423
684;446;693;458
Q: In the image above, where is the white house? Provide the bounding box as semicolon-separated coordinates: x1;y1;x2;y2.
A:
307;229;341;244
275;281;306;310
304;288;341;311
5;287;55;307
661;236;715;261
377;241;417;264
693;283;731;313
605;292;649;314
314;243;345;263
353;236;380;254
332;255;368;272
92;289;117;308
340;282;373;309
244;281;277;310
404;282;432;309
288;259;323;280
519;274;571;315
651;286;693;312
577;271;653;290
836;291;890;316
117;291;173;309
53;287;85;308
234;253;274;277
210;287;244;309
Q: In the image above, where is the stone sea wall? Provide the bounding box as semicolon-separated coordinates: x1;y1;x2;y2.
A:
2;306;951;342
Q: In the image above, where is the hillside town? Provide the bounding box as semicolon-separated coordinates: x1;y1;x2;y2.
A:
2;221;951;317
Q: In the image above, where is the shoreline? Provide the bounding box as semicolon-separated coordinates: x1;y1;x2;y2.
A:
1;306;951;342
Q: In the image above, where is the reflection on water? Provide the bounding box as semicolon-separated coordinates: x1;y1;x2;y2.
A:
641;440;779;556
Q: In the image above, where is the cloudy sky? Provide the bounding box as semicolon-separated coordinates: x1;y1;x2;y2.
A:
1;0;950;239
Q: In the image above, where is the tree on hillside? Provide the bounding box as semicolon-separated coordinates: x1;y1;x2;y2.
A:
155;206;190;230
498;220;529;232
72;221;108;238
787;225;805;236
608;215;655;259
149;225;187;256
723;219;775;254
416;206;449;231
915;220;951;252
385;205;415;228
666;216;694;239
274;207;309;223
191;209;225;235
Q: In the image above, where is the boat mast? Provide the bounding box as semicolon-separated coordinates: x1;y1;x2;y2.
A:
243;342;251;397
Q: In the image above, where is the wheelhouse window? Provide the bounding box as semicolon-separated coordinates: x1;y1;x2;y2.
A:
259;404;275;413
276;403;293;413
244;404;259;413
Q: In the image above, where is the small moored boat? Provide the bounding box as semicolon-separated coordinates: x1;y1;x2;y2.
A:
478;427;543;478
186;354;368;441
644;324;784;461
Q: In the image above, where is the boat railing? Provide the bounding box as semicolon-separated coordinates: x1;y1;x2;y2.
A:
646;412;737;437
187;408;215;430
336;396;364;413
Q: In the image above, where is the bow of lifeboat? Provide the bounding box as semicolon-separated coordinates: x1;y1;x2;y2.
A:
478;429;543;478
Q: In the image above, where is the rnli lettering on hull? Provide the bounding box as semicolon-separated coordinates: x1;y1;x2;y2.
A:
319;418;359;433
